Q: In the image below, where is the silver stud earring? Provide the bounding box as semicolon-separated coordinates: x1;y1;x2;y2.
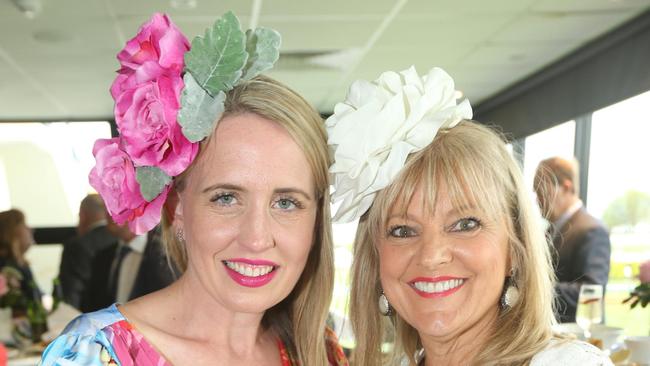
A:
378;291;393;316
176;228;185;242
501;268;520;310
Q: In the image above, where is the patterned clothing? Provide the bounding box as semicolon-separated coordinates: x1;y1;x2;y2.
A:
40;304;348;365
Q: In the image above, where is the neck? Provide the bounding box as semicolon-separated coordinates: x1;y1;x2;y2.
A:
421;308;498;366
165;266;271;357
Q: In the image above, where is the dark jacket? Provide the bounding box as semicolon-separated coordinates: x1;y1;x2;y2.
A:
552;208;611;323
58;224;117;311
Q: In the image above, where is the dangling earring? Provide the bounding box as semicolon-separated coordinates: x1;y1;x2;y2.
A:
176;228;185;243
501;268;520;310
378;291;393;316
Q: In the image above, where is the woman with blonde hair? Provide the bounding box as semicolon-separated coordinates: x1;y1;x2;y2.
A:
327;66;611;365
42;12;347;365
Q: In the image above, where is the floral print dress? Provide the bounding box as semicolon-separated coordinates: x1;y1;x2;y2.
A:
40;304;348;366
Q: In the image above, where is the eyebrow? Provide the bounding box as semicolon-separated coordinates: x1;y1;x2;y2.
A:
386;204;479;222
202;183;313;200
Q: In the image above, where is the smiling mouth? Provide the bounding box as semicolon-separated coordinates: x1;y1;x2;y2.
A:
409;277;466;298
223;260;276;277
221;259;279;288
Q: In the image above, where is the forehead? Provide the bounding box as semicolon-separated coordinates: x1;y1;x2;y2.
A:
189;113;314;190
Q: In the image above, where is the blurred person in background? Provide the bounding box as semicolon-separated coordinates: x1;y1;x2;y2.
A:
58;193;117;311
534;157;611;323
0;208;40;301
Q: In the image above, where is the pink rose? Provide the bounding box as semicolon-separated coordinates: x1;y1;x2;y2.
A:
640;260;650;283
110;13;197;177
117;13;188;75
0;274;8;297
89;138;169;235
112;74;197;176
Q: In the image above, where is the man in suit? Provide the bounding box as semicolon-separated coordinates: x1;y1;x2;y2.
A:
104;217;177;304
58;194;117;311
534;157;611;323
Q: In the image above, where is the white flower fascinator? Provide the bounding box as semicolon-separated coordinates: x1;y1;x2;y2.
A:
326;66;472;223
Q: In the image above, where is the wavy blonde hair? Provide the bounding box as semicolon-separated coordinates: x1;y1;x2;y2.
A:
161;75;335;366
350;121;557;365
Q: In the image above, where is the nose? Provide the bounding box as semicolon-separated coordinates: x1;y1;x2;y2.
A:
416;233;452;269
237;203;275;252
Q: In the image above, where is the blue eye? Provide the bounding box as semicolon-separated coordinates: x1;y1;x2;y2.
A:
273;197;300;210
212;193;237;206
450;217;481;232
388;225;417;238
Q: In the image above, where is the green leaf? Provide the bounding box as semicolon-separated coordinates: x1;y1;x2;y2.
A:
240;27;281;82
178;73;226;142
185;11;248;96
136;166;172;202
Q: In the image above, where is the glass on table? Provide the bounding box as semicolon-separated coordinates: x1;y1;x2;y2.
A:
576;284;604;339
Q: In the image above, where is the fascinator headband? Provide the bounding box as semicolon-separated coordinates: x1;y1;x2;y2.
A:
327;66;472;223
89;12;281;234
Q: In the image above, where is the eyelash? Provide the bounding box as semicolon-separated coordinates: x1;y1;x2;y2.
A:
450;217;482;232
386;216;483;238
273;196;304;210
210;192;238;206
209;192;304;210
387;225;417;238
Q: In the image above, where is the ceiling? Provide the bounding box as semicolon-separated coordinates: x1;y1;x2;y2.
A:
0;0;649;121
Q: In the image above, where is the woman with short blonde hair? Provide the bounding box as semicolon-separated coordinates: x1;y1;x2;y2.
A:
327;66;611;365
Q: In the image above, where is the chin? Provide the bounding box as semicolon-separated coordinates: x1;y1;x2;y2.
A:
411;310;460;339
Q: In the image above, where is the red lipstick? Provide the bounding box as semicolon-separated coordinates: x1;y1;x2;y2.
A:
408;276;466;299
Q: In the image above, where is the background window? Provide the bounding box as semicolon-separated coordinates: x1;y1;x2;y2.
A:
523;120;576;189
0;121;111;293
588;90;650;336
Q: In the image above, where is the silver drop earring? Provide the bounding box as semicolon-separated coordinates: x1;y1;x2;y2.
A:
378;291;393;316
176;228;185;242
501;268;520;310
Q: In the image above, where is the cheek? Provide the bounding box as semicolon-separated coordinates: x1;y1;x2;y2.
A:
377;242;413;286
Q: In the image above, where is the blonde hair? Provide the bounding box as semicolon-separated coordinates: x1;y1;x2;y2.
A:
161;75;334;366
350;121;557;365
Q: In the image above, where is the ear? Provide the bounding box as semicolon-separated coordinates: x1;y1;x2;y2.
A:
561;179;574;194
163;186;183;229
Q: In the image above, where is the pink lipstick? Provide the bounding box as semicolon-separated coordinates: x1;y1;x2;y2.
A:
222;258;278;288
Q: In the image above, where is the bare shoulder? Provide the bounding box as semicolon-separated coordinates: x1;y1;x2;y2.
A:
530;339;613;366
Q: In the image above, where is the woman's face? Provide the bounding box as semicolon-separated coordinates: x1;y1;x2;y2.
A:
177;113;318;313
377;181;509;340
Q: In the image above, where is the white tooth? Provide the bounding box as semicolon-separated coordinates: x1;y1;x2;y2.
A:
245;266;253;276
434;282;444;293
443;281;450;291
426;283;434;293
253;268;260;277
417;283;425;292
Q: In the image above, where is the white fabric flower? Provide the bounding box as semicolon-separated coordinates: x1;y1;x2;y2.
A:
326;66;472;223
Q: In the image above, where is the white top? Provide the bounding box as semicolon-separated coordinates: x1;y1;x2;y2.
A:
116;235;147;303
530;339;613;366
407;339;612;366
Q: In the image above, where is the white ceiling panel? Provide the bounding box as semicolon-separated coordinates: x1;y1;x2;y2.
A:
532;0;650;12
493;10;642;43
0;0;648;120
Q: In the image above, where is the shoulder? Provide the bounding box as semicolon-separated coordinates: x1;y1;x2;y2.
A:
530;339;613;366
40;305;124;366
